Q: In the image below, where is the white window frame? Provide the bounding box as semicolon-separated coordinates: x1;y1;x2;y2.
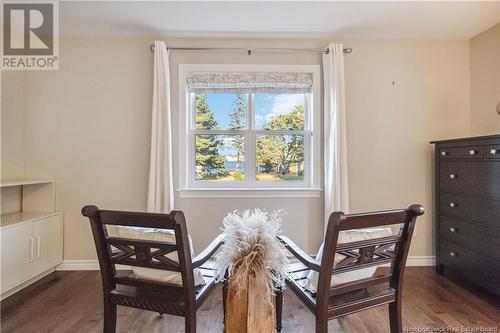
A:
178;64;321;198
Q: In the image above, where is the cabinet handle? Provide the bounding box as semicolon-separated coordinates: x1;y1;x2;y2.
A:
449;251;457;257
449;174;457;179
449;227;457;232
441;151;448;156
491;149;499;155
449;202;457;208
468;150;477;155
35;236;41;260
29;238;34;262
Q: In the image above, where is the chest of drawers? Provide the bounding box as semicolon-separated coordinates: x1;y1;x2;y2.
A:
431;135;500;297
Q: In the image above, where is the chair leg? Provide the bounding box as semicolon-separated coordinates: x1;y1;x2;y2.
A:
222;280;228;328
103;297;117;333
275;288;283;332
315;316;328;333
185;310;196;333
389;299;402;333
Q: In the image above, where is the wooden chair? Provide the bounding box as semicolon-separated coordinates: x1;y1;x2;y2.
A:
276;204;424;333
82;205;224;333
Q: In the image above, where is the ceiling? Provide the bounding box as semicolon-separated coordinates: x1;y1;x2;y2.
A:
59;1;500;39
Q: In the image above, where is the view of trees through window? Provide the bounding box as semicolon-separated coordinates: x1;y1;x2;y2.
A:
193;92;307;182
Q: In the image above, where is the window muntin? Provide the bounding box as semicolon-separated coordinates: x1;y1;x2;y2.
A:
181;66;319;190
190;91;311;187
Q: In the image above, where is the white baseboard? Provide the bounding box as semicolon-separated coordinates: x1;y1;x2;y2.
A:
56;256;436;271
406;256;435;266
56;260;99;270
56;260;130;271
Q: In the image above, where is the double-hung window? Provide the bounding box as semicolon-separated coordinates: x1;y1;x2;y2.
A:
179;65;320;194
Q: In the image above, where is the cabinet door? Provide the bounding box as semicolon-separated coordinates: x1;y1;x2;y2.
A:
33;214;63;275
1;223;34;293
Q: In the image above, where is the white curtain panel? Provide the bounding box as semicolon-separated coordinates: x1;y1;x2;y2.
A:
323;43;349;229
147;41;174;213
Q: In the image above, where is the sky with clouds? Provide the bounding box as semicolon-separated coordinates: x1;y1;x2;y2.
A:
204;92;305;129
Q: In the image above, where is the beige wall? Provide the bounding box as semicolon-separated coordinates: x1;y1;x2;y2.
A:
1;71;25;180
470;24;500;135
1;71;25;215
2;36;471;261
345;39;470;256
22;38;153;260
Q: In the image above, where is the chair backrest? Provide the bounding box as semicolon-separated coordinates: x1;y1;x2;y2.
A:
81;205;195;299
316;204;424;309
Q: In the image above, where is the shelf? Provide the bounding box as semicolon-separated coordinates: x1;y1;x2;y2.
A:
1;179;54;188
0;211;62;228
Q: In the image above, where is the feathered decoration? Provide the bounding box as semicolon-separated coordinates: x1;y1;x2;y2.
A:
215;209;288;299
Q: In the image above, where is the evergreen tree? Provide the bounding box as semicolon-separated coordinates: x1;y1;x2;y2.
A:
194;94;226;178
257;105;305;176
228;94;246;170
256;134;284;173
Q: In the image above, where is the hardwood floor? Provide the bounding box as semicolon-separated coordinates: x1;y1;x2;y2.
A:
1;267;499;332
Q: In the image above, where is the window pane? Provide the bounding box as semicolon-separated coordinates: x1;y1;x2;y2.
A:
256;134;304;181
254;93;305;130
194;93;247;130
195;135;245;181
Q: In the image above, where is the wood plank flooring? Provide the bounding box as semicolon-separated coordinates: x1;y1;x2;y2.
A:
1;267;499;332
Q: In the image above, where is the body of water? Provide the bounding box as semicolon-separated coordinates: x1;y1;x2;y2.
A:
224;160;244;171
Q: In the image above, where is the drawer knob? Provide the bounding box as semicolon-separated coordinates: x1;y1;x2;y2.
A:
441;151;448;156
491;149;499;155
449;202;457;208
449;227;457;232
449;174;457;179
449;251;457;257
468;150;477;155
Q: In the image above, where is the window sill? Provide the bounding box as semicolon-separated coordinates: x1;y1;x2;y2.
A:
177;187;322;198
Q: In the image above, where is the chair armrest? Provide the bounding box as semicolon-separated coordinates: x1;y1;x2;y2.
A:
192;234;224;268
277;235;321;272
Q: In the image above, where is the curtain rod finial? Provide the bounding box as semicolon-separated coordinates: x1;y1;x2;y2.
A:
343;48;352;54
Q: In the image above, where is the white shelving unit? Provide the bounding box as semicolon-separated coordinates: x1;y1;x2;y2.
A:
1;179;55;187
1;179;63;300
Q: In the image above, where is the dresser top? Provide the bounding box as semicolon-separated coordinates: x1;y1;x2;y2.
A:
430;134;500;145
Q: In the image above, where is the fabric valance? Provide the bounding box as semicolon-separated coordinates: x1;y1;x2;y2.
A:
186;72;313;93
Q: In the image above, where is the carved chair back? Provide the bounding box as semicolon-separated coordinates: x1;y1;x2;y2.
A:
316;205;424;312
82;206;196;302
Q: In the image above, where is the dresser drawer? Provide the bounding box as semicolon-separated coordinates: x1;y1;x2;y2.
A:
440;161;500;198
440;216;500;261
440;239;500;292
486;145;500;159
439;146;483;159
440;192;500;229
